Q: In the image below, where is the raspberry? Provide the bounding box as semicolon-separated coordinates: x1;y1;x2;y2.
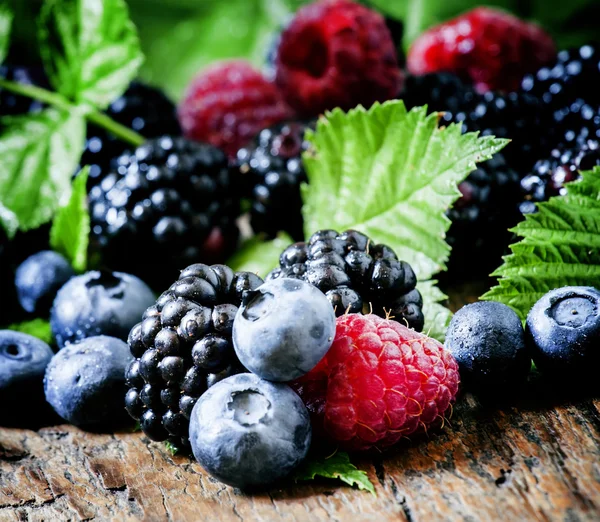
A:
407;7;556;93
125;264;264;450
236;120;314;240
89;136;240;289
178;61;293;157
292;314;460;450
268;229;424;331
274;0;403;117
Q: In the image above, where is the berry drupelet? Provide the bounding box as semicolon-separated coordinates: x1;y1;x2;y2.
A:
445;153;522;277
89;136;240;289
268;230;424;331
124;264;263;450
236;121;313;241
82;81;181;186
521;44;600;109
520;140;600;214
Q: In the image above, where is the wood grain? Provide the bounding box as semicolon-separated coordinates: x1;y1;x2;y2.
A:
2;384;600;521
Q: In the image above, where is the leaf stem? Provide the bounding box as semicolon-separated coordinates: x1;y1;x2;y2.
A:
0;79;145;147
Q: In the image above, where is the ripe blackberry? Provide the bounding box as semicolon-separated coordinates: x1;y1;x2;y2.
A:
89;136;240;289
236;121;313;241
268;230;424;331
551;99;600;148
0;65;49;117
521;44;600;109
124;264;263;450
520;140;600;214
82;82;181;185
402;73;551;172
445;153;521;277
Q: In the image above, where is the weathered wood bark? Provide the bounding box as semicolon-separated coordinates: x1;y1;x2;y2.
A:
2;285;600;521
2;389;600;521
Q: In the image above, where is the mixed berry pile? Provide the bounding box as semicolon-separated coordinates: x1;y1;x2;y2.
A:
2;0;600;493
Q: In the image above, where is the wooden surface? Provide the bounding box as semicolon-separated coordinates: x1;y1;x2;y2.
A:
2;283;600;521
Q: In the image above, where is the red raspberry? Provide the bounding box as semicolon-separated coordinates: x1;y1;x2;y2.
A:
292;314;460;451
178;61;293;157
274;0;403;117
407;7;556;93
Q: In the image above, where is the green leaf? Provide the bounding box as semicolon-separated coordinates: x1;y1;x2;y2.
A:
418;280;451;341
0;108;86;231
0;202;18;239
482;167;600;320
164;441;179;455
130;0;301;101
0;0;13;65
38;0;143;110
294;451;376;495
302;101;507;339
50;166;90;272
227;232;293;278
7;319;53;345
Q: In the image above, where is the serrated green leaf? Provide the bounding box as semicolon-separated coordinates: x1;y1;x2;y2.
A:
302;101;506;339
482;167;600;320
50;166;90;272
294;451;376;495
0;202;18;239
38;0;143;110
130;0;302;101
0;108;86;231
7;319;53;345
0;0;13;65
227;232;293;278
303;102;507;280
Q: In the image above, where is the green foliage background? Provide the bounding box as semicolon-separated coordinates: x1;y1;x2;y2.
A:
10;0;600;101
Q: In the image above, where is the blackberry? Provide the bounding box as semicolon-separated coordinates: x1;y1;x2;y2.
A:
237;121;313;241
124;263;263;450
445;153;521;277
267;230;424;331
551;99;600;148
520;140;600;214
89;136;240;289
401;73;551;172
521;44;600;109
0;65;48;117
82;82;181;186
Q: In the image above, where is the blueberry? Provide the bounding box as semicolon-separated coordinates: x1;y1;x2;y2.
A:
232;278;336;382
44;336;133;428
50;270;155;348
15;251;75;315
445;301;530;391
526;286;600;376
0;331;54;425
189;373;311;489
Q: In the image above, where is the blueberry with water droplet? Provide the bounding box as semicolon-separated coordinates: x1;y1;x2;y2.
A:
44;336;133;428
526;286;600;378
0;331;54;426
51;270;155;348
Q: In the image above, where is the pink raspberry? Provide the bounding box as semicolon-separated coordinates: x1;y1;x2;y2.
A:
178;61;293;157
407;7;556;93
274;0;403;117
292;314;460;451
